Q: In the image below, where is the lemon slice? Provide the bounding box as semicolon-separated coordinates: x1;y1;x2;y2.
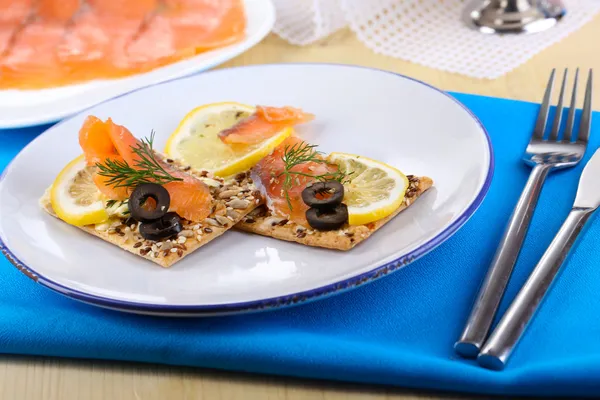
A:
164;102;293;177
50;155;109;226
327;152;409;226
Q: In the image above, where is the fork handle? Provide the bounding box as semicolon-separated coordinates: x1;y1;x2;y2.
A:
454;163;552;357
478;207;596;370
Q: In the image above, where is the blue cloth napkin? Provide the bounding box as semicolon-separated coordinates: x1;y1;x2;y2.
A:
2;93;600;397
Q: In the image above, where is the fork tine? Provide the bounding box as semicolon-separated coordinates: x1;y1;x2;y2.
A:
564;68;579;141
534;69;555;140
548;69;568;141
575;69;593;143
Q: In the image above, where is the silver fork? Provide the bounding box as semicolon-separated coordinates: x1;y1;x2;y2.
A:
455;68;593;357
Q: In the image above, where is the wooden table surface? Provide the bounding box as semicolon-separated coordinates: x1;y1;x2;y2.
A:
3;14;600;400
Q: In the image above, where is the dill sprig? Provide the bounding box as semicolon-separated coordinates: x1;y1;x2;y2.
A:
95;131;182;190
105;199;119;208
106;199;129;209
279;141;352;210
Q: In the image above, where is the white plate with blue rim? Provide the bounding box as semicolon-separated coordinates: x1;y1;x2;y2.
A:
0;63;493;316
0;0;275;129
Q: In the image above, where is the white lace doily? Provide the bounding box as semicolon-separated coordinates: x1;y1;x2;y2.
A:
272;0;600;79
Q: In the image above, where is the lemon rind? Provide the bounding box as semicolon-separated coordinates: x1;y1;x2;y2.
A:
50;154;110;227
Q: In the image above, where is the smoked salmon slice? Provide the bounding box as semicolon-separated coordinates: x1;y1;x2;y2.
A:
0;0;32;56
58;0;157;80
1;0;79;89
37;0;80;22
88;0;157;19
79;116;213;222
0;0;32;22
79;115;133;201
79;115;122;166
127;0;245;66
58;12;147;79
2;22;66;88
219;106;315;145
0;0;246;89
251;136;339;226
57;10;111;73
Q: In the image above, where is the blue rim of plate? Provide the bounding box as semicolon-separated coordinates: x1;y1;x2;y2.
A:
0;63;495;316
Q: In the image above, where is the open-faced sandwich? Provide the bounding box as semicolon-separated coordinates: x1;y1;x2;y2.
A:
163;102;434;251
235;143;433;250
40;116;260;268
41;102;433;267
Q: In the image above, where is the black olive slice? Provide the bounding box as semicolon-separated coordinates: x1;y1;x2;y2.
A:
139;212;183;241
301;181;344;208
129;183;170;223
306;203;348;231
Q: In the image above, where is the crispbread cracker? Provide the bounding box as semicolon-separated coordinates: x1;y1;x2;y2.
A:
235;176;433;250
40;170;261;268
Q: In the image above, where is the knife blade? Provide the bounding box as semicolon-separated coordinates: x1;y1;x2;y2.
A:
574;147;600;209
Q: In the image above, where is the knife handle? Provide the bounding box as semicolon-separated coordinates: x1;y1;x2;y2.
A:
477;206;596;370
455;164;551;357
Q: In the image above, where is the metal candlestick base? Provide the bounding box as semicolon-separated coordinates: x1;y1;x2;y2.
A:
463;0;566;34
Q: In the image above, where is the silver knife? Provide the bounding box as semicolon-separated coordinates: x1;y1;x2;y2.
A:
477;146;600;370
